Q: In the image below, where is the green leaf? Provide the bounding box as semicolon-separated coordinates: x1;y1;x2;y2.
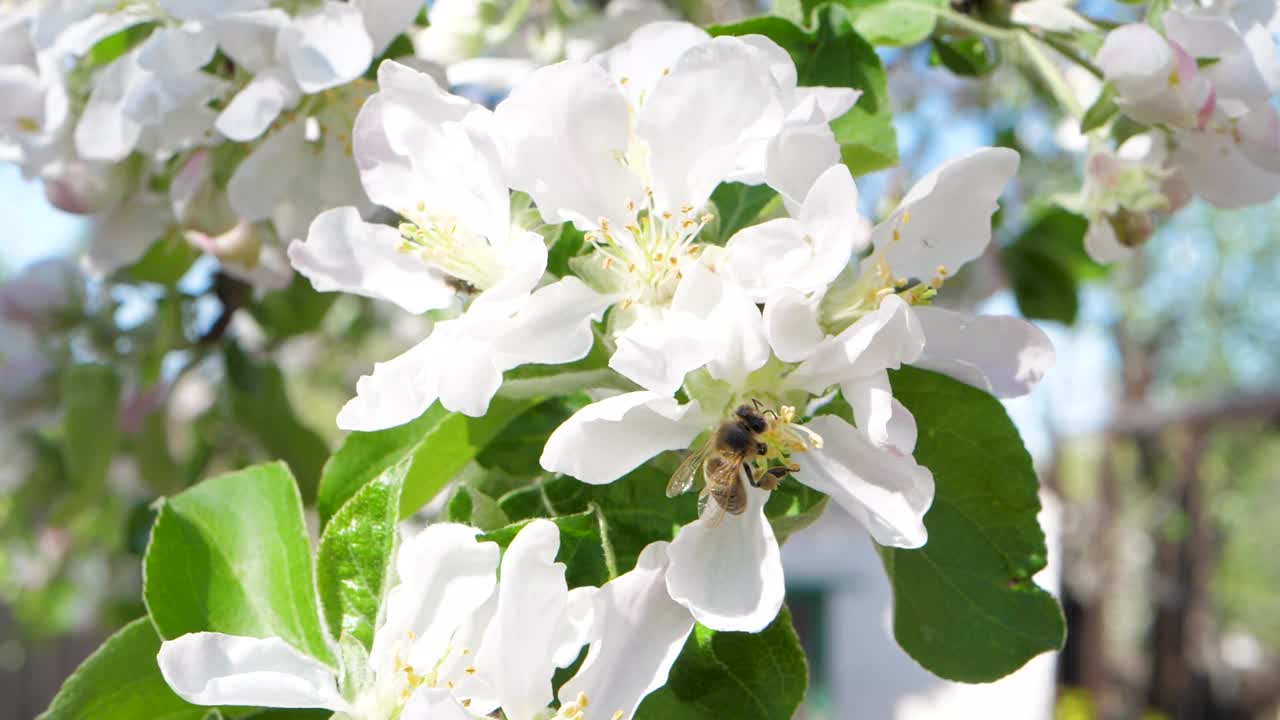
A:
930;35;999;76
248;275;338;340
480;510;611;589
497;334;619;399
316;457;407;650
707;183;778;244
838;0;944;46
87;24;155;66
808;10;899;176
500;464;697;577
880;367;1064;682
715;9;899;177
636;607;807;720
317;397;537;525
546;223;587;278
223;345;329;503
1080;82;1118;134
38;617;205;720
444;481;511;531
1003;207;1100;324
62;364;122;493
144;462;335;665
764;481;829;544
120;233;200;286
477;398;586;476
1111;114;1147;145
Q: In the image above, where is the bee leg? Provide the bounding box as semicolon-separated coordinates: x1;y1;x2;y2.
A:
757;465;793;492
756;442;768;456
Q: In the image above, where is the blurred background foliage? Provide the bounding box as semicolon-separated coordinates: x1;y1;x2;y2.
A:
2;0;1280;718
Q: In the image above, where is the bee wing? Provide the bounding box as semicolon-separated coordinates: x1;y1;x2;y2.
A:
697;486;729;528
697;455;748;528
667;441;711;498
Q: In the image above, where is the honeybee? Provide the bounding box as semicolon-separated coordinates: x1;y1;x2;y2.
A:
666;401;795;526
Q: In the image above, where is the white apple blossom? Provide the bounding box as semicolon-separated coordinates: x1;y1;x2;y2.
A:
493;22;857;356
540;262;935;632
157;520;694;720
1096;10;1280;208
541;148;1056;631
0;5;71;175
226;83;374;243
289;60;608;429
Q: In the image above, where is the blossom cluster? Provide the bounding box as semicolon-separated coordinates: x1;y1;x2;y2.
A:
287;22;1056;634
1069;4;1280;261
0;0;667;287
159;520;696;720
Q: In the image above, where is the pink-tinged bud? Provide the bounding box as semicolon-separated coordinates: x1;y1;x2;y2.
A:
185;222;261;269
42;162;128;215
1086;151;1123;188
1196;86;1217;131
1111;208;1155;248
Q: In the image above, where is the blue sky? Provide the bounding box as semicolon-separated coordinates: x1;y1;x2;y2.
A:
0;165;85;274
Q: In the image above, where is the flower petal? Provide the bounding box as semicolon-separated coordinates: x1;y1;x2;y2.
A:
553;586;599;668
401;687;478;720
84;194;172;276
432;325;505;418
911;306;1056;398
493;277;610;369
215;68;299;142
762;287;825;363
541;392;709;485
289;207;454;313
559;542;694;720
336;336;440;431
870;147;1019;281
73;55;142;162
136;25;217;74
494;61;640;230
794;415;933;548
356;61;510;243
841;370;917;455
373;523;499;674
593;21;710;107
725;160;864;300
665;485;784;632
670;263;771;388
1174;128;1280;207
157;633;347;710
1236;104;1280;174
279;1;373;93
787;295;924;395
475;519;567;720
352;0;425;56
638;36;785;214
610;309;717;395
1083;216;1133;264
1096;24;1174;103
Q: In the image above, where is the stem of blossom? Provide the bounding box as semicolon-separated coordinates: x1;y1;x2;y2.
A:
1017;31;1084;118
589;502;620;579
918;2;1018;40
1036;32;1104;80
488;0;533;46
913;0;1107;86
